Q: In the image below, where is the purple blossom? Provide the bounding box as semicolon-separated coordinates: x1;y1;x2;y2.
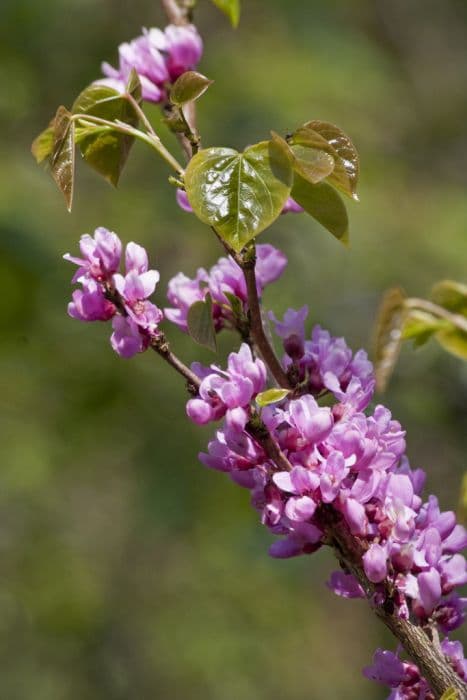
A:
165;244;287;333
110;315;146;358
64;227;122;282
68;279;116;322
327;571;365;599
97;24;203;103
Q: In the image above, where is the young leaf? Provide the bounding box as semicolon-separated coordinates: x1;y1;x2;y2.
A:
271;130;334;185
293;121;359;200
458;472;467;526
50;106;75;211
184;141;293;252
31;121;55;164
431;280;467;315
170;71;213;107
72;74;141;186
256;388;290;407
291;174;349;243
373;287;407;392
435;326;467;360
210;0;241;27
401;309;446;347
440;688;459;700
187;293;217;352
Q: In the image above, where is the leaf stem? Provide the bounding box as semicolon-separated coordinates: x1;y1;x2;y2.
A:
405;298;467;334
73;114;185;175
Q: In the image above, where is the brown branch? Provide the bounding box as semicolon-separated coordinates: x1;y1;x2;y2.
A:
320;506;467;699
242;254;292;389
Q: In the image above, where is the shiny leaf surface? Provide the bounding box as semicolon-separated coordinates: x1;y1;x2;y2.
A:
293;121;359;199
170;71;213;107
291;174;348;243
50;106;75;211
31;122;55;164
184;141;293;252
187;294;217;352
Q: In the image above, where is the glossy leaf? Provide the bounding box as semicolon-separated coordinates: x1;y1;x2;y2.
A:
291;174;349;243
50;106;75;211
256;388;290;407
293;121;359;199
210;0;241;27
373;287;407;391
187;294;217;352
436;326;467;360
271;130;334;185
431;280;467;315
31;122;55;164
184;141;293;252
72;73;141;186
171;71;213;107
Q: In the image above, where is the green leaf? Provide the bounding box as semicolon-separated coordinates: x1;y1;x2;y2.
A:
440;688;459;700
292;121;359;200
224;292;244;320
72;73;141;186
187;294;217;352
50;106;75;211
256;388;290;407
171;71;213;107
31;121;55;164
271;130;334;185
291;174;349;243
373;287;407;392
402;310;447;347
184;141;293;252
210;0;241;27
431;280;467;315
435;326;467;360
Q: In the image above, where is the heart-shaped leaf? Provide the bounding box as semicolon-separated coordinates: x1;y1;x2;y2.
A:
291;174;349;243
187;293;217;352
431;280;467;315
270;131;334;185
293;121;359;200
50;106;75;211
171;71;213;107
72;72;141;186
256;388;290;407
210;0;241;27
373;287;407;391
184;140;293;252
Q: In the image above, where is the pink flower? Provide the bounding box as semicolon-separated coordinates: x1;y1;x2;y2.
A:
64;227;122;282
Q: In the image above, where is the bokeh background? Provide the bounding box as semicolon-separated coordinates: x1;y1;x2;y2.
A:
1;0;467;697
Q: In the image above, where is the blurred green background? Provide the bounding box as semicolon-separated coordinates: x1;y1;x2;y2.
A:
1;0;467;698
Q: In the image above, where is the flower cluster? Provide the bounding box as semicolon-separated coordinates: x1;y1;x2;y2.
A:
364;643;467;699
65;227;163;358
187;303;466;697
97;24;203;103
165;243;287;333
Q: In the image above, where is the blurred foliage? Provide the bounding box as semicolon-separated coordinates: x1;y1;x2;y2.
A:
1;0;467;698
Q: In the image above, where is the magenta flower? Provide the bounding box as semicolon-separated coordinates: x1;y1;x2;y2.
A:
327;571;365;599
97;24;203;103
64;227;122;282
110;315;146;358
68;279;116;322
